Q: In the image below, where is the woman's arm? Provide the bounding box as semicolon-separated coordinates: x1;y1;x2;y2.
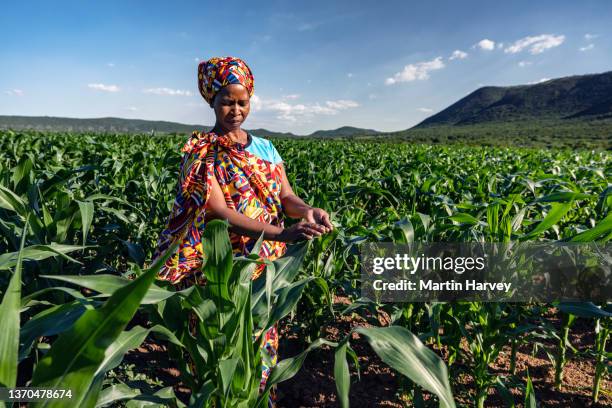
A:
278;164;333;232
205;171;326;242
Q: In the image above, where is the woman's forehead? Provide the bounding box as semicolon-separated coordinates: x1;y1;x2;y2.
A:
218;84;250;99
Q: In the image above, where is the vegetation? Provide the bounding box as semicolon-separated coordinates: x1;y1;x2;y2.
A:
416;70;612;126
0;129;610;407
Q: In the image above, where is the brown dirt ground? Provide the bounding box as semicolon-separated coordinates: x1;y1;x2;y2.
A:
122;298;611;408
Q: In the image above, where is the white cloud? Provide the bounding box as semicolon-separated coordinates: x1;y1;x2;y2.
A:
504;34;565;55
126;106;138;111
527;78;550;84
347;72;354;78
449;50;468;60
579;44;595;52
251;95;359;122
518;61;532;67
368;94;377;100
4;89;24;96
88;83;120;92
385;57;445;85
283;94;300;100
326;100;359;109
584;33;598;40
418;107;433;113
475;39;496;51
106;62;115;68
142;87;193;96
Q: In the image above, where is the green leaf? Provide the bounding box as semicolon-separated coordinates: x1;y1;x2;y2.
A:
30;242;178;408
262;278;313;335
219;357;240;397
40;274;176;305
356;326;456;408
99;206;132;224
11;156;33;190
19;300;92;361
393;218;414;244
21;286;85;307
148;324;185;349
536;192;593;203
495;377;515;408
524;369;537;408
569;213;612;242
77;200;94;246
270;242;308;292
511;207;527;233
0;243;85;271
0;218;28;390
557;302;612;319
262;338;336;394
334;339;350;408
94;325;150;377
0;185;27;215
449;213;479;225
202;220;234;327
98;384;186;408
521;202;573;240
96;383;141;407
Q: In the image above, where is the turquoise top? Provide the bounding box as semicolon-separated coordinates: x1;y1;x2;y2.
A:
245;133;283;165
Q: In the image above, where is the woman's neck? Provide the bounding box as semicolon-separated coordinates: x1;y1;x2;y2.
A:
211;125;248;144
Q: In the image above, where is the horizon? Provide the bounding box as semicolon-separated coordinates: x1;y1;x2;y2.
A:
1;1;611;134
3;67;610;136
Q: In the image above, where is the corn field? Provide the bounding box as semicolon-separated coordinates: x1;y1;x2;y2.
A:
0;130;610;407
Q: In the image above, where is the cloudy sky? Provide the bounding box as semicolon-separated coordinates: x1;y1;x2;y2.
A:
1;0;611;134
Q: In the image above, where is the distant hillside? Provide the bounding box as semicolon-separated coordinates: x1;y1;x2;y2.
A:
0;116;211;134
416;71;612;127
0;115;377;138
309;126;381;138
248;128;298;138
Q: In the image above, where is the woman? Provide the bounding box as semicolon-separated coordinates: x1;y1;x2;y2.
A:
151;56;333;406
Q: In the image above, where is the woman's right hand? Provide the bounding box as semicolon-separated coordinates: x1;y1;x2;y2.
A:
278;221;327;242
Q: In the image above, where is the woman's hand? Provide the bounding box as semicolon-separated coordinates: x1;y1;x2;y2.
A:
278;221;327;242
304;207;334;233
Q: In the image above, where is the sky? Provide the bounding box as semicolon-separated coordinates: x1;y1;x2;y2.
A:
1;0;611;135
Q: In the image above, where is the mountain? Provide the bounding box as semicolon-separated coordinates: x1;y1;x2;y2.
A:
0;115;376;138
308;126;381;138
416;71;612;127
248;128;298;138
0;116;209;134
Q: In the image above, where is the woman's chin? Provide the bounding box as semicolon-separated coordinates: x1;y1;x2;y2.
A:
225;121;244;130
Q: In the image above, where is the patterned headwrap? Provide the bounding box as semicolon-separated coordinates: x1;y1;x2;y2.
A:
197;56;255;106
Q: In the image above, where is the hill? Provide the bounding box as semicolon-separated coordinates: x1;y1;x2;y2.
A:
309;126;380;138
0;115;372;138
0;115;211;134
416;71;612;127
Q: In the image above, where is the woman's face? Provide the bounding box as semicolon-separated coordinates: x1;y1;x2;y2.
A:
212;84;250;132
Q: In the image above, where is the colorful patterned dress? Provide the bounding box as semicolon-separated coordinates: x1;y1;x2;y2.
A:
151;130;286;406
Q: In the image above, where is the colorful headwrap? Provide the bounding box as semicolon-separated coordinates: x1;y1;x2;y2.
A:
197;56;255;105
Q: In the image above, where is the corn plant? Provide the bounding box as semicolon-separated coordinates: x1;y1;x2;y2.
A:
1;130;611;405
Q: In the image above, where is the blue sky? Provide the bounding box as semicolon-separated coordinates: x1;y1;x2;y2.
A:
1;0;611;134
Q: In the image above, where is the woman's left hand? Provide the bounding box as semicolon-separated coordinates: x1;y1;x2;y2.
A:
304;207;333;233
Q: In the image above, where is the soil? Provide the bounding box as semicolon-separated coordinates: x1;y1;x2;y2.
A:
123;298;611;408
